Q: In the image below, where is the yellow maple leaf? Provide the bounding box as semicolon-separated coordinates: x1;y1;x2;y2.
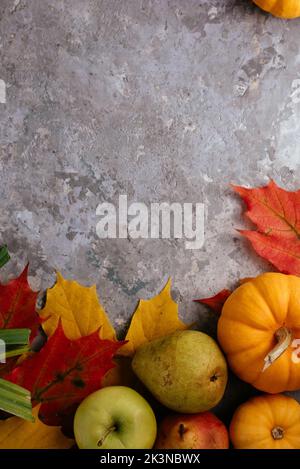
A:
0;406;73;449
39;272;116;340
119;278;188;357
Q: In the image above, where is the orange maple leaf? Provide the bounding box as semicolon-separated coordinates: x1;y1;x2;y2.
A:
233;180;300;275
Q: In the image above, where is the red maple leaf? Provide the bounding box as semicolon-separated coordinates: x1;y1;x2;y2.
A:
194;289;231;314
5;323;125;425
0;265;39;377
233;180;300;275
0;264;39;330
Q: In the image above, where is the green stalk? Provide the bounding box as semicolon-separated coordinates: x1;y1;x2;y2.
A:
0;328;30;346
0;379;34;421
0;345;30;360
0;328;31;361
0;326;34;421
0;245;10;268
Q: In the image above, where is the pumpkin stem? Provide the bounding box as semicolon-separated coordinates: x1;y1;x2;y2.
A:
271;426;284;440
262;327;292;372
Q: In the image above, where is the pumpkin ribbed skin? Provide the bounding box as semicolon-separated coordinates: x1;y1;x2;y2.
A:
253;0;300;18
230;395;300;449
218;273;300;393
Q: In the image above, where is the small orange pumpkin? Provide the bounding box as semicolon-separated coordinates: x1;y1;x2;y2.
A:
218;273;300;393
253;0;300;18
230;394;300;449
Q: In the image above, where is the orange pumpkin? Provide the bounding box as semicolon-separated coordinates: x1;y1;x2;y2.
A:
218;273;300;393
230;394;300;449
253;0;300;18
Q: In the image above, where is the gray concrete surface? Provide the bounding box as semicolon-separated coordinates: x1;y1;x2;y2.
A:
1;0;300;418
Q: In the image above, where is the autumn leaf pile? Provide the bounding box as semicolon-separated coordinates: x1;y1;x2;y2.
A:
0;264;188;447
1;180;300;448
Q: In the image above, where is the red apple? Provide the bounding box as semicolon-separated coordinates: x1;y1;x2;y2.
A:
155;412;229;449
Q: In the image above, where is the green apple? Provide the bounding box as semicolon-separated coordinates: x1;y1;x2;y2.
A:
74;386;157;449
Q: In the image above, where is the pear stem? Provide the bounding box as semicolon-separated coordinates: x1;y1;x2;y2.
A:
97;426;116;447
262;327;292;372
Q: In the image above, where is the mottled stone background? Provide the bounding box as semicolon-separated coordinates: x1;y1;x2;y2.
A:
1;0;300;418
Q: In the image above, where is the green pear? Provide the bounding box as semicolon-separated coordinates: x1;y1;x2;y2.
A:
132;330;228;413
